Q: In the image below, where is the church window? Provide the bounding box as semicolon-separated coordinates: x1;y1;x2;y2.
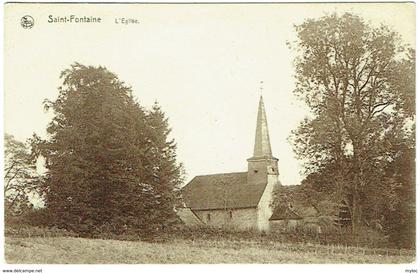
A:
254;170;258;173
207;213;211;222
229;210;233;219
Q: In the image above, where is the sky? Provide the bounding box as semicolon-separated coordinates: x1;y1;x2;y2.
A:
4;3;415;185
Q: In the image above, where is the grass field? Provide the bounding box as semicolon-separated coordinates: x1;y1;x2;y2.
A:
5;236;415;264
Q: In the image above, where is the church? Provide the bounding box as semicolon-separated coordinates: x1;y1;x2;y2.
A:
178;96;283;232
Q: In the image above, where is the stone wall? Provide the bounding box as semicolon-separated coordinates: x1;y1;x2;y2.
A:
177;208;204;226
247;157;279;184
193;208;258;230
256;174;279;231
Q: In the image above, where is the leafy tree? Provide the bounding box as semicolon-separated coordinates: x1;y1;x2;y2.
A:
384;148;415;249
380;125;415;248
34;63;183;236
289;13;415;231
4;134;38;216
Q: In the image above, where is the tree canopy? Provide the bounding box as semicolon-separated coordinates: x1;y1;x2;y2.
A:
4;134;38;217
33;63;183;236
289;12;415;240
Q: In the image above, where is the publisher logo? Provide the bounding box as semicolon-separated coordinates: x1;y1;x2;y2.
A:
21;15;34;29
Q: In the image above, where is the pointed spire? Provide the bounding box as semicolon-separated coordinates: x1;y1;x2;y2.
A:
253;95;272;157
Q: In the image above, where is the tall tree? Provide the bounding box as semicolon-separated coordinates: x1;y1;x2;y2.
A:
289;13;415;231
143;102;184;228
34;63;183;235
4;134;38;216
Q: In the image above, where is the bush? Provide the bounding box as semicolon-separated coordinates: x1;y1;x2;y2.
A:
164;223;390;249
5;208;51;227
172;226;264;242
5;225;78;238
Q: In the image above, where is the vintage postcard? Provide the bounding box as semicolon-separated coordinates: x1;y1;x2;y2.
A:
3;1;416;270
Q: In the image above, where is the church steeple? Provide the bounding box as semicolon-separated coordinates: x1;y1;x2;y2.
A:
247;95;279;184
253;96;272;158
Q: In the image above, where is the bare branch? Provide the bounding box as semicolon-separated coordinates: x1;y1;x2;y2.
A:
371;101;392;116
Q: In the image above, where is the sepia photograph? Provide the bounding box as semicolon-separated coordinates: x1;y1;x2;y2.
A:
3;1;416;268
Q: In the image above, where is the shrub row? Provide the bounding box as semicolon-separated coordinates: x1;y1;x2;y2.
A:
3;212;399;250
5;225;78;238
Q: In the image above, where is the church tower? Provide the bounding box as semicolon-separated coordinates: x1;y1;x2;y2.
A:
247;96;279;184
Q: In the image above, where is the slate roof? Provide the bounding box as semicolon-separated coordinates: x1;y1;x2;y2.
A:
181;172;267;210
269;205;303;221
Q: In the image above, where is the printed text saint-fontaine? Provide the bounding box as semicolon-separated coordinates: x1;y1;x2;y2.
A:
48;15;102;23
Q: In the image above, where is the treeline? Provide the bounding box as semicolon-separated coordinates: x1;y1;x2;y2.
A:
282;13;415;249
5;63;184;237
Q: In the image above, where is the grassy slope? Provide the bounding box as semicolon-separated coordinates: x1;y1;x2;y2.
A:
5;236;415;264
